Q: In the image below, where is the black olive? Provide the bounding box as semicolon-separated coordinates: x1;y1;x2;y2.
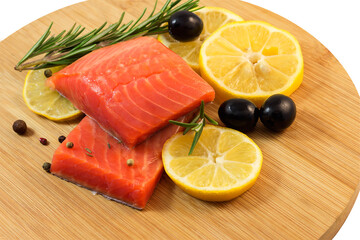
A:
12;119;27;135
260;94;296;131
168;10;203;42
218;99;259;132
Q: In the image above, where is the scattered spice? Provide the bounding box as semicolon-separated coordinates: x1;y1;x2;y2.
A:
85;148;92;154
44;69;52;78
66;142;74;148
58;135;66;143
42;162;51;173
39;137;47;145
85;152;93;157
107;143;111;149
127;159;134;166
12;119;27;135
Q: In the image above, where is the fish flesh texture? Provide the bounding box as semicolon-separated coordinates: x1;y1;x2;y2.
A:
50;114;191;209
47;37;215;147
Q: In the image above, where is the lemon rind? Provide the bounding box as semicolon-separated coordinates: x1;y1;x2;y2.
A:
199;20;304;106
23;67;82;121
162;125;263;201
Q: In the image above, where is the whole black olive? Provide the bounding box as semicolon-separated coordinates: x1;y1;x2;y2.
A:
260;94;296;131
168;10;203;42
218;99;259;132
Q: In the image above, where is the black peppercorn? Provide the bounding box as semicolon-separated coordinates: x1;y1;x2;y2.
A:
58;135;66;143
44;69;52;78
42;162;51;173
66;142;74;148
12;120;27;135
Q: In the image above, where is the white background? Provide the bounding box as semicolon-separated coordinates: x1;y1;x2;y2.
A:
0;0;358;239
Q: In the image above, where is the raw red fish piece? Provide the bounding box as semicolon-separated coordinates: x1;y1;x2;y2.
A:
51;115;190;209
47;37;215;147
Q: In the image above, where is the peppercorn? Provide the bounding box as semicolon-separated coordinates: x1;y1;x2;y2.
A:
58;135;66;143
127;159;134;166
39;138;47;145
66;142;74;148
44;69;52;78
12;119;27;135
42;162;51;173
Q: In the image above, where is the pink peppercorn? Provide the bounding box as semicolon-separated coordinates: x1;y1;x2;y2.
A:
39;138;47;145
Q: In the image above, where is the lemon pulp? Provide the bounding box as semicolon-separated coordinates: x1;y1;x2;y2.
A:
162;125;262;201
23;66;82;121
199;21;304;106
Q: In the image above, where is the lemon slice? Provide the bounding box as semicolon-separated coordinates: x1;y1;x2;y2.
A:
162;125;262;201
23;66;82;121
158;7;244;72
199;21;304;107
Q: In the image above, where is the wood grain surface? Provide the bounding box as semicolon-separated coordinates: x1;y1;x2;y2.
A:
0;0;359;239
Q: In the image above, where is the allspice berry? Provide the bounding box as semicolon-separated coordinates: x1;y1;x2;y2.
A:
12;120;27;135
66;142;74;148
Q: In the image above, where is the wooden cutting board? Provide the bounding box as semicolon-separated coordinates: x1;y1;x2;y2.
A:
0;0;359;239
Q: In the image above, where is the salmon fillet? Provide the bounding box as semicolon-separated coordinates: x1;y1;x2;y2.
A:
51;114;191;209
47;37;215;147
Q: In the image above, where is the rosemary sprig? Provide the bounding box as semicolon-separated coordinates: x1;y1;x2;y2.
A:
15;0;202;71
169;101;218;155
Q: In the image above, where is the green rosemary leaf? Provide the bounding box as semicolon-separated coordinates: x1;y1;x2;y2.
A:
72;28;100;50
160;0;172;12
63;23;77;38
36;58;77;68
63;26;85;45
58;45;97;60
183;113;200;135
40;30;65;49
110;13;125;33
15;0;200;71
85;152;94;157
130;8;147;30
204;114;219;125
86;24;119;45
169;0;181;9
191;118;204;132
169;99;219;155
16;22;53;67
188;126;203;155
199;100;205;119
85;148;92;154
149;0;158;17
110;20;135;43
169;120;198;128
122;30;149;42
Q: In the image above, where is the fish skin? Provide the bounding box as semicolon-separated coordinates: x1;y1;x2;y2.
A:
47;37;215;147
50;114;192;209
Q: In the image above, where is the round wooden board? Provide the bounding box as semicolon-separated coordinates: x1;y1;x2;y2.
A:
0;0;359;239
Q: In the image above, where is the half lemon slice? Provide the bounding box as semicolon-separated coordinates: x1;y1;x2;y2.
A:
23;66;82;121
